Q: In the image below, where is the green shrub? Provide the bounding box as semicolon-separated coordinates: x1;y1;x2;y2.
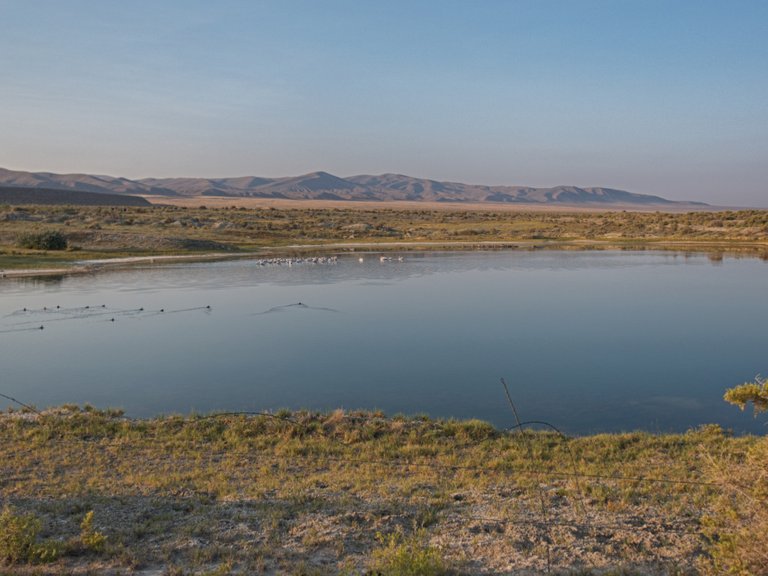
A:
702;382;768;574
368;529;451;576
724;375;768;415
0;507;60;565
30;540;64;564
80;511;106;552
442;419;497;442
0;507;41;565
17;230;68;250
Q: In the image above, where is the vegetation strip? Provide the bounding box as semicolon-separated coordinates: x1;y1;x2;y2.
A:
1;204;767;275
1;404;766;574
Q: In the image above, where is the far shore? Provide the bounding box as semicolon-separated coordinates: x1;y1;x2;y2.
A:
2;203;766;279
2;238;768;280
142;194;731;213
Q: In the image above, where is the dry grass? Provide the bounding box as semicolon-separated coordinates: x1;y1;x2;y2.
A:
0;406;759;574
701;437;768;575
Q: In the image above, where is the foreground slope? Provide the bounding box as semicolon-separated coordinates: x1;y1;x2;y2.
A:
1;406;759;574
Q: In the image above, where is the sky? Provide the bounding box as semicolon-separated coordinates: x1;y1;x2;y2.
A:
1;0;767;206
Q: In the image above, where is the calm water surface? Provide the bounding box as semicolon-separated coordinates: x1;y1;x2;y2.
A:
1;250;766;434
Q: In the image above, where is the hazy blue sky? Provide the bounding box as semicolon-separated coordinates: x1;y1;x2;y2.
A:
2;1;766;205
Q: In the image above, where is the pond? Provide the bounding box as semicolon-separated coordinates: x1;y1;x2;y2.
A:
1;250;766;435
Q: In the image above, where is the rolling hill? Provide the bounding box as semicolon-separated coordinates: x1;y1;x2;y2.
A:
0;167;703;206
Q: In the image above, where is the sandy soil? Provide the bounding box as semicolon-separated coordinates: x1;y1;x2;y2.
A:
142;195;722;213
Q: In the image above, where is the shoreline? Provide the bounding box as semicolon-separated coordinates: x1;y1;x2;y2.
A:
2;238;767;280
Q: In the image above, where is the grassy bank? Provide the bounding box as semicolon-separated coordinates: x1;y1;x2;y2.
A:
1;405;765;575
1;204;767;271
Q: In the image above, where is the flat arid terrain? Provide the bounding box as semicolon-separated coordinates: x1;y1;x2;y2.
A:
1;405;766;575
142;196;719;213
2;202;768;575
1;202;767;276
4;2;767;574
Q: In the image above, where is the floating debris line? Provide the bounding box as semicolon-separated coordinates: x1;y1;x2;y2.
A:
0;325;45;334
254;303;339;315
2;304;108;319
139;305;212;318
0;304;212;333
7;307;148;326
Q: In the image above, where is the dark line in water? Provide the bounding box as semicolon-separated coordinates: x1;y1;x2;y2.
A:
136;306;212;318
0;325;45;334
253;303;339;315
3;304;108;318
6;308;146;326
2;305;211;327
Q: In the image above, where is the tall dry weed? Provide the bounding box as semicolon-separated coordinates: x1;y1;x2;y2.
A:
702;437;768;575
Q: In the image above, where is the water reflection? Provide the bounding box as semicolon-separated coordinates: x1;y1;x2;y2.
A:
1;250;766;435
254;302;340;315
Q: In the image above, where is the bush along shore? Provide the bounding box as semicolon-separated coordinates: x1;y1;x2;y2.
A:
1;401;766;575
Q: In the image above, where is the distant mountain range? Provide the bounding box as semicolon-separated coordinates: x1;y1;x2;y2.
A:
0;185;150;207
0;167;704;206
